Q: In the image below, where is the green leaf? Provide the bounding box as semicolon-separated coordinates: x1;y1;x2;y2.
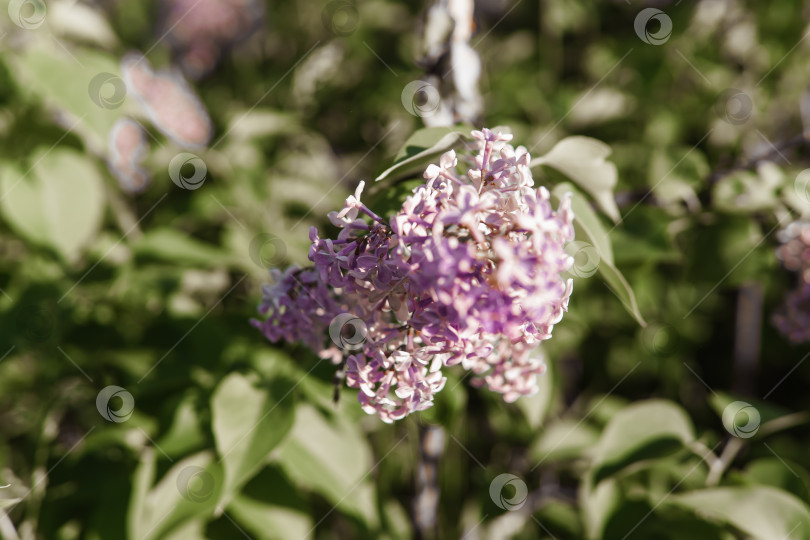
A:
598;257;647;327
532;418;600;463
375;125;472;182
738;458;810;503
134;228;231;266
666;486;810;540
274;404;379;528
128;450;224;540
533;136;620;223
553;183;613;265
0;491;21;509
227;495;312;540
211;373;296;506
127;448;156;540
0;148;105;262
536;500;584;539
552;183;646;326
708;391;800;439
513;359;554;430
591;399;694;483
580;475;621;540
365;178;423;221
8;45;130;152
157;392;207;458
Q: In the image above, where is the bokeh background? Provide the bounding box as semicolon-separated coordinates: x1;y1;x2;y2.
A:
1;0;810;538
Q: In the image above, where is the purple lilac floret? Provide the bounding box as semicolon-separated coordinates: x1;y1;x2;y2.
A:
252;128;575;423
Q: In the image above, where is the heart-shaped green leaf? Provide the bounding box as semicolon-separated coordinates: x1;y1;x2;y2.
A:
0;148;105;263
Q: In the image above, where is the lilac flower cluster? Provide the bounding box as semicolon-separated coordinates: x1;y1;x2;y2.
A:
774;221;810;343
161;0;263;80
253;129;575;422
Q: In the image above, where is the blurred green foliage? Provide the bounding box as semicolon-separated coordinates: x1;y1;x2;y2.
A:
0;0;809;538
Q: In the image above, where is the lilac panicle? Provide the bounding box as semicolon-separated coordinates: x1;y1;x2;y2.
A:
773;283;810;344
774;221;810;343
253;128;575;422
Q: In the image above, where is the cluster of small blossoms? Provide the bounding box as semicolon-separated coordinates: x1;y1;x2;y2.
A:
774;221;810;343
252;129;575;422
160;0;264;80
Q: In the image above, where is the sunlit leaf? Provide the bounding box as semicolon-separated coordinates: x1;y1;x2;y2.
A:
553;183;613;264
591;399;694;483
8;44;132;152
212;372;296;506
375;125;473;182
532;418;600;463
134;228;231;266
274;404;379;528
514;357;554;430
0;148;105;262
227;495;312;540
738;458;810;503
666;486;810;540
128;449;224;540
533;136;620;223
552;183;646;326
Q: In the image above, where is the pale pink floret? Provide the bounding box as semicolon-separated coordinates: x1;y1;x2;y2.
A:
107;118;150;194
121;53;213;148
